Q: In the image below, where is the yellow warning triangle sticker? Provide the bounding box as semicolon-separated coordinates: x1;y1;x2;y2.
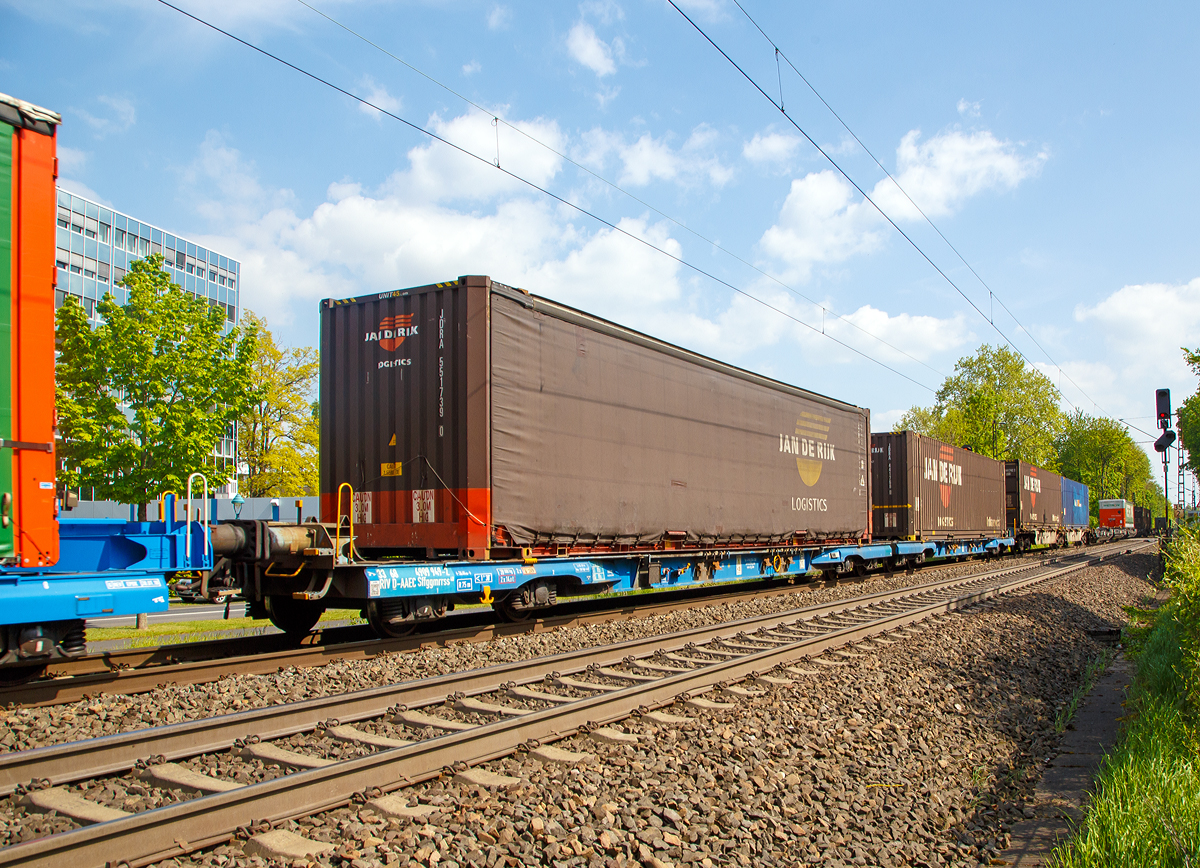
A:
388;434;396;446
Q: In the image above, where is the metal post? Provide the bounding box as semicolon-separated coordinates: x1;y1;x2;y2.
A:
1164;449;1171;535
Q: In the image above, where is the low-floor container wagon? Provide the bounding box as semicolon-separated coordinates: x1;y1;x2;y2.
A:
1005;461;1087;547
867;432;1009;563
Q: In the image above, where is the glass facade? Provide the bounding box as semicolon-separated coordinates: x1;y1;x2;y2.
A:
55;188;243;497
54;188;240;328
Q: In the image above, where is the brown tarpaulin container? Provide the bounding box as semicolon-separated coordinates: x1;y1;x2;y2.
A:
321;276;870;559
871;432;1006;540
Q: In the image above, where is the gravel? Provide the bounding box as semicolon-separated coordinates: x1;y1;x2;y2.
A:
113;550;1160;868
0;556;1024;752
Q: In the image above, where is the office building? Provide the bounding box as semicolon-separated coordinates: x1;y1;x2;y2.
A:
54;189;242;495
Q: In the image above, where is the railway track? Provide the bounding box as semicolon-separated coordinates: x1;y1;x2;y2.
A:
9;543;1102;708
0;539;1152;868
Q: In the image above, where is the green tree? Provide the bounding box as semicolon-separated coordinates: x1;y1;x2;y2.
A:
895;344;1065;464
1054;410;1164;520
1177;348;1200;482
237;311;319;498
56;253;257;519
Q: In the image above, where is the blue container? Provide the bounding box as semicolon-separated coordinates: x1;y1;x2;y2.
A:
1061;478;1089;528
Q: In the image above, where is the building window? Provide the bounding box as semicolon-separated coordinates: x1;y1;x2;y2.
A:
140;237;149;257
113;266;126;283
55;290;67;309
56;249;69;269
71;220;83;235
98;262;110;282
115;228;125;249
98;223;110;244
175;250;185;268
84;265;96;280
209;269;217;282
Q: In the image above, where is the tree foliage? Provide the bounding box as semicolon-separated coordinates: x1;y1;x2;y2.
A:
1177;348;1200;483
895;344;1065;464
237;311;319;498
1055;410;1164;518
56;254;257;518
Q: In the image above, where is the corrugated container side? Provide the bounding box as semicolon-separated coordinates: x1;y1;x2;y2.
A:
871;431;916;539
489;287;870;548
319;277;490;556
871;432;1005;539
1061;478;1089;528
1006;461;1064;530
1097;498;1132;529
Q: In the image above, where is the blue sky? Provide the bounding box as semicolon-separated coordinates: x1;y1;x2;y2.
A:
5;0;1199;454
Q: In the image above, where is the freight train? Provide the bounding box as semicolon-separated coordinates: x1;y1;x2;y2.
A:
195;276;1103;640
1;91;1129;676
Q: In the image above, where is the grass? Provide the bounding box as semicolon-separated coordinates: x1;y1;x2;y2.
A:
1050;532;1200;868
1054;648;1116;734
87;608;366;645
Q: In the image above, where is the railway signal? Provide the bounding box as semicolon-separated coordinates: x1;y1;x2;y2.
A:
1155;389;1175;534
1157;388;1172;429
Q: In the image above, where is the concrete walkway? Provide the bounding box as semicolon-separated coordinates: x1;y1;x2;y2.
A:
1001;654;1133;866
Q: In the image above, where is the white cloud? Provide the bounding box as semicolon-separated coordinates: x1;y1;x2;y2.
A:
56;177;112;208
874;128;1046;219
743;132;802;164
1071;279;1200;418
758;126;1044;280
828;305;973;364
183;131;292;226
75;94;136;137
356;76;401;120
487;5;511;29
178;110;971;400
567;22;616;76
957;98;982;118
393;110;565;202
672;0;724;20
758;170;886;281
580;0;625;25
57;145;88;177
462;60;481;76
576;124;731;188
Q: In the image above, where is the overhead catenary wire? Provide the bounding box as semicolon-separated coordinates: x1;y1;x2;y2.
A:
665;0;1089;415
154;0;938;393
290;0;947;381
727;0;1109;419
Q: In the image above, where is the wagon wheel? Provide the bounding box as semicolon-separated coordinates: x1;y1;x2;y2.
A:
492;594;534;623
0;664;46;686
264;595;324;637
365;600;417;638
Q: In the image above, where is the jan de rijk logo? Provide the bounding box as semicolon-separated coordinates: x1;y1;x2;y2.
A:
779;412;835;486
365;314;417;351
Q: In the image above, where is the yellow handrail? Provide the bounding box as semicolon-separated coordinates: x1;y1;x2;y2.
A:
158;490;179;522
335;482;357;561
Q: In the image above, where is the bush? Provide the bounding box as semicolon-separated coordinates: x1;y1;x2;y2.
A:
1050;530;1200;867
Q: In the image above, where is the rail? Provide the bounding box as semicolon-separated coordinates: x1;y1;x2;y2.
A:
0;539;1154;867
